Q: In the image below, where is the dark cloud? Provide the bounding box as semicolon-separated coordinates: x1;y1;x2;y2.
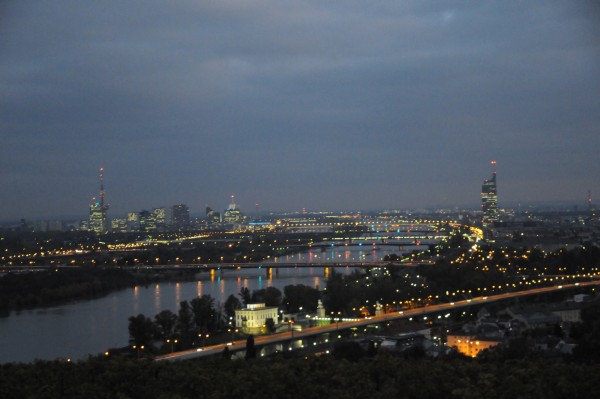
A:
1;1;599;219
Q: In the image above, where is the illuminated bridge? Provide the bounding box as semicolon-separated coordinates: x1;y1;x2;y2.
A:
1;260;433;274
134;260;434;271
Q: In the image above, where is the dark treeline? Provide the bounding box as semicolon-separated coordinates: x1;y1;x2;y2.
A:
0;267;139;314
129;294;222;352
0;267;201;315
1;354;599;399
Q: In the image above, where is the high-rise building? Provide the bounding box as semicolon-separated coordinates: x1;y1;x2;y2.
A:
206;206;221;224
172;204;190;229
152;207;171;230
89;167;109;234
139;210;153;231
481;161;498;227
111;218;128;233
223;195;244;224
127;212;140;231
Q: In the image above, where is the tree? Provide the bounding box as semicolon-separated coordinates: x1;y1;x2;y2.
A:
154;310;177;341
176;301;194;347
128;314;154;348
239;287;251;306
222;346;231;360
190;295;218;335
572;302;600;362
323;270;361;314
265;317;275;333
245;334;257;359
332;340;365;361
283;284;320;313
224;294;242;322
251;287;282;307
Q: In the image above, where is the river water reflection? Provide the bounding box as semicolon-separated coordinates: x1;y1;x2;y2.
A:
0;245;412;363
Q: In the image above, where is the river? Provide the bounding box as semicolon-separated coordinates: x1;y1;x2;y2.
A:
0;245;414;363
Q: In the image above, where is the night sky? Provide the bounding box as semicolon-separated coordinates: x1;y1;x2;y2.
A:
1;1;599;220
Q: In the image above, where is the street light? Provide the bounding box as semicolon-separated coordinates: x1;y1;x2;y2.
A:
166;339;178;353
332;311;342;331
289;320;295;338
132;345;144;359
199;333;210;347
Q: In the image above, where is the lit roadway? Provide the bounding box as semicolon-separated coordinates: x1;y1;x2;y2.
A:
155;279;600;362
1;260;433;273
134;260;435;271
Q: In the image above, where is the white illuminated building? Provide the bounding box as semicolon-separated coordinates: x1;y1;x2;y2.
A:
235;303;279;334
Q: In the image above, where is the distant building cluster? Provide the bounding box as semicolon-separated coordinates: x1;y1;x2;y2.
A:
13;163;599;240
84;170;251;234
81;170;378;235
84;169;192;233
101;204;191;233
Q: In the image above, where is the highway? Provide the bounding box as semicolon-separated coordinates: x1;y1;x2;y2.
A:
155;279;600;362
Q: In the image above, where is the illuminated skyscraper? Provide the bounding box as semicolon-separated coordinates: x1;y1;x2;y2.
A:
89;167;109;234
223;195;244;224
481;161;498;227
139;210;152;231
206;206;221;224
152;207;169;230
127;212;140;231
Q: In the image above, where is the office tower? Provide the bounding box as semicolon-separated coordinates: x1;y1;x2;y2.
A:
139;210;153;231
223;195;244;224
481;161;498;227
172;204;190;229
127;212;140;232
89;167;109;234
110;218;128;233
206;206;221;224
152;207;171;230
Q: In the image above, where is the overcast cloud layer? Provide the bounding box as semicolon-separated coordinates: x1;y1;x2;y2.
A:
1;1;599;220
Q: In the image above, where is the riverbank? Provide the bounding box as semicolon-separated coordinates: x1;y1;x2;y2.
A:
0;267;206;316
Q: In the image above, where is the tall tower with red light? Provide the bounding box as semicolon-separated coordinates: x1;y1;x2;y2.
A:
481;161;498;227
89;167;110;234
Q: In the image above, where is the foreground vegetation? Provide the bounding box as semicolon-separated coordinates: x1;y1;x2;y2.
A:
1;353;599;399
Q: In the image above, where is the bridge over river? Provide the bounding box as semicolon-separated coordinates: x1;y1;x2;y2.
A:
134;259;434;272
1;259;434;274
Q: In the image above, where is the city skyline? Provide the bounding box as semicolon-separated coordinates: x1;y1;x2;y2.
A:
1;2;599;220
